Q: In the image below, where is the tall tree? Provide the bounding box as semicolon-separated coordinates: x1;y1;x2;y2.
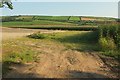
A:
0;0;13;9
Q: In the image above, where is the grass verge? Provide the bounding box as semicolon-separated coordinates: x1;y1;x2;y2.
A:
2;39;38;75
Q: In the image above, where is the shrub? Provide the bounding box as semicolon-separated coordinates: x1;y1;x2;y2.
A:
98;24;120;49
99;37;116;51
27;33;46;39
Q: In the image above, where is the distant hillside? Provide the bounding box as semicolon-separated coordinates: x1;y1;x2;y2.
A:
1;15;117;22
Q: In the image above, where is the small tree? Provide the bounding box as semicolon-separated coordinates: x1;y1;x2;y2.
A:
0;0;13;9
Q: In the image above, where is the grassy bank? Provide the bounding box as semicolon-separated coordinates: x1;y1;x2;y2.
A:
2;39;39;75
28;31;100;51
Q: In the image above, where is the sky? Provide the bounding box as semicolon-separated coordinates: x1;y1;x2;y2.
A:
10;0;120;2
0;0;119;18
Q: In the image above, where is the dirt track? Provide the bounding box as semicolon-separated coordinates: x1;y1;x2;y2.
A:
2;27;119;78
4;46;118;78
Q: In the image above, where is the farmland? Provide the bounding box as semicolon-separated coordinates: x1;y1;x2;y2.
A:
1;16;120;78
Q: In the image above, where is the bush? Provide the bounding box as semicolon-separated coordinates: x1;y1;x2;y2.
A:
98;24;120;60
99;37;116;51
98;24;120;49
27;33;46;39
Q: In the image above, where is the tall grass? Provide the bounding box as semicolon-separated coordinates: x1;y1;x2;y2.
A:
98;24;120;59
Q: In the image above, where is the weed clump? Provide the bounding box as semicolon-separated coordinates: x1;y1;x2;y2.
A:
27;33;46;39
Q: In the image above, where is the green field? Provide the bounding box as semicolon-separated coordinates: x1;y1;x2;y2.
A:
2;20;77;26
2;16;117;28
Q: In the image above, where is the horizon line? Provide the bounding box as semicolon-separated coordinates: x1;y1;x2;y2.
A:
0;14;118;18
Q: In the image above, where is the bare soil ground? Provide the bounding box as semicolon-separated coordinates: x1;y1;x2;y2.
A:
2;27;120;78
1;27;65;40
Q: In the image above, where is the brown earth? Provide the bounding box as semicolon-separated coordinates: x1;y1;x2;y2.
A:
1;27;66;40
1;27;119;78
